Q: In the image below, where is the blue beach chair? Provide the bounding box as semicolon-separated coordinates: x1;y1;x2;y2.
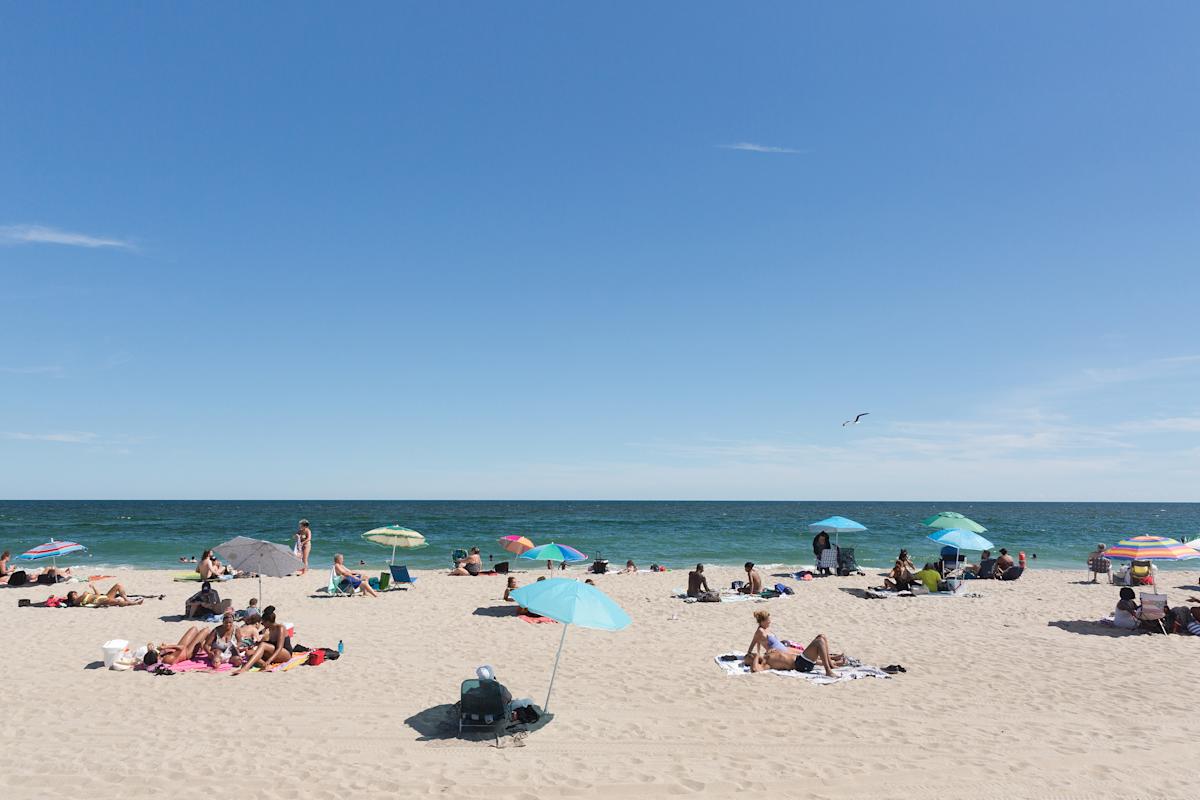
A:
389;564;418;588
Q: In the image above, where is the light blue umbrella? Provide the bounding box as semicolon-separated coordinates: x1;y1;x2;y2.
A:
509;578;631;712
928;528;994;581
808;516;867;549
519;542;588;573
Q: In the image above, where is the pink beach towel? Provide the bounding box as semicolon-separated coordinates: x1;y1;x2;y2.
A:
519;615;558;624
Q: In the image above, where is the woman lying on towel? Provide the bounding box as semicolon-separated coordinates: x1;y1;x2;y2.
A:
65;582;144;607
146;626;209;666
233;606;291;675
744;610;846;678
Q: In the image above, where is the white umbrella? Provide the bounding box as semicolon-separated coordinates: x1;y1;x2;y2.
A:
215;536;303;605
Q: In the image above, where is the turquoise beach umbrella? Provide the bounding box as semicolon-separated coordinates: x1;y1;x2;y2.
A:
928;528;993;551
509;578;631;712
808;516;867;549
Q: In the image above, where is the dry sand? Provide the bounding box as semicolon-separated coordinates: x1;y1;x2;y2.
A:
1;565;1197;799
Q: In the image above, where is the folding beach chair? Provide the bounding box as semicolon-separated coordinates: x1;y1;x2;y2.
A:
458;679;510;745
816;548;838;575
451;548;468;567
325;567;360;597
836;547;862;576
389;564;418;588
974;558;998;579
1088;555;1111;583
1139;593;1169;634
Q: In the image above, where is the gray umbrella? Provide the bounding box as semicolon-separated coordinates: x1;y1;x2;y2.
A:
215;536;303;606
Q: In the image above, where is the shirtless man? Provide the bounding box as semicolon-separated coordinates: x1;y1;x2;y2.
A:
738;562;763;595
687;564;710;598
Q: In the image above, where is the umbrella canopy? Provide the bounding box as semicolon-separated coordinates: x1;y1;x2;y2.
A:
809;515;867;550
808;516;867;534
1185;538;1200;552
362;526;427;564
928;528;994;551
18;540;86;560
498;535;535;556
216;536;303;604
923;511;987;533
509;578;631;712
1103;535;1199;561
519;542;588;569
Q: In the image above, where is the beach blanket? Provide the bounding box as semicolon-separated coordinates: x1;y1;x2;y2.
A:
153;653;309;674
713;652;891;685
864;588;982;599
519;615;558;624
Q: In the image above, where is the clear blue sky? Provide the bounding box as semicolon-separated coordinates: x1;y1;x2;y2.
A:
2;2;1198;500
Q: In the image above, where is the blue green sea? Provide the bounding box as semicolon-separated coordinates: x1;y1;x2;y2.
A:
2;500;1199;572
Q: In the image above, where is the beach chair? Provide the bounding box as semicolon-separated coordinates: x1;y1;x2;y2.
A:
1139;593;1169;634
325;567;360;597
816;548;838;575
389;564;417;588
974;558;998;579
836;547;861;576
1130;561;1154;586
1088;556;1111;582
451;548;468;567
458;678;510;745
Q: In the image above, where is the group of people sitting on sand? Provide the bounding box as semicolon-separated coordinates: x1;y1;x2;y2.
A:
0;551;76;587
147;603;294;674
881;547;1018;591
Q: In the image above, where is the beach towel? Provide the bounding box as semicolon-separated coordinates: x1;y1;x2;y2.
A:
864;588;982;599
519;615;558;624
712;652;891;685
168;658;235;673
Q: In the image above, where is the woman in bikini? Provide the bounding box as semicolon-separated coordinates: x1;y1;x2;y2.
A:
744;610;845;678
205;611;244;668
64;582;143;607
450;547;483;576
233;606;292;674
147;627;209;666
295;519;312;575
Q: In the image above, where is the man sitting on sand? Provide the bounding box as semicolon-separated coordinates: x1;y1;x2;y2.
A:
737;562;763;595
913;563;942;593
687;564;711;598
186;581;225;618
994;549;1014;576
333;554;378;597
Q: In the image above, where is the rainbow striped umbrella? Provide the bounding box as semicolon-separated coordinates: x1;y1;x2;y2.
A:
18;540;86;570
519;542;588;573
1102;535;1199;561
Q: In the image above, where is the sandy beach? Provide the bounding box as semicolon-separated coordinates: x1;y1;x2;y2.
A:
0;565;1197;799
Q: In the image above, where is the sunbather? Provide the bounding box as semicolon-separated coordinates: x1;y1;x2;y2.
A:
687;564;710;597
234;606;292;675
197;549;235;580
913;563;942;592
744;610;845;677
883;550;918;590
205;611;244;667
333;554;378;597
621;560;637;574
147;626;208;666
994;549;1014;575
737;562;763;594
65;582;143;607
450;547;483;576
962;550;991;577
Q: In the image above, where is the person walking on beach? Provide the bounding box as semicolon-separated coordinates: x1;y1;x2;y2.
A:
295;519;312;575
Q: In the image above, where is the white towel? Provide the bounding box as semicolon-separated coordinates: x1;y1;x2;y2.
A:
713;652;891;685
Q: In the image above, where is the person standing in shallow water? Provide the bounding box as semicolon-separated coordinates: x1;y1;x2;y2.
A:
295;519;312;575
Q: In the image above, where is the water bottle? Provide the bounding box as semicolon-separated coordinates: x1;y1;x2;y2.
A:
337;639;344;655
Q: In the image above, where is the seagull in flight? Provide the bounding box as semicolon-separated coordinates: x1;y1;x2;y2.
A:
842;412;869;427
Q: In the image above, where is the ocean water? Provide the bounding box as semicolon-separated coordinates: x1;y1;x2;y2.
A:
1;500;1199;572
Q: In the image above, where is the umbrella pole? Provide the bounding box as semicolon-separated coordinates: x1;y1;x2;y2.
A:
258;573;263;607
391;544;397;566
544;623;570;713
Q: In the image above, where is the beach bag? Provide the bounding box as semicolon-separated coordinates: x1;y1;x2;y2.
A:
8;570;27;587
698;590;720;602
731;580;745;590
773;583;794;595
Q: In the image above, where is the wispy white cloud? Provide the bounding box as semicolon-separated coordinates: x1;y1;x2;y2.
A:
1120;417;1200;433
717;142;806;154
1;431;97;443
0;224;135;250
0;365;63;376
